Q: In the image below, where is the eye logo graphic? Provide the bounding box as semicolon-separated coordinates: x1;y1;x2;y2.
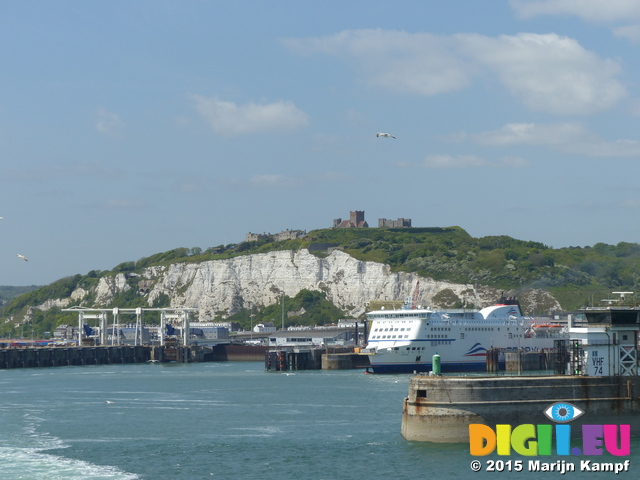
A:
543;402;584;423
470;401;630;457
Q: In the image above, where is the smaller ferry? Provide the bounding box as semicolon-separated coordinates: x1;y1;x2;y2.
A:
361;294;566;373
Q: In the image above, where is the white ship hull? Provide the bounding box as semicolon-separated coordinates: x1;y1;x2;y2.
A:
362;296;565;373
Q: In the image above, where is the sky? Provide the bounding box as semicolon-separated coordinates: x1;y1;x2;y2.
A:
2;0;640;286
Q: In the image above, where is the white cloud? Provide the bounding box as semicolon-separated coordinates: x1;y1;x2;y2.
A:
472;122;588;146
510;0;640;22
283;29;472;96
192;96;309;136
456;33;625;115
613;24;640;42
566;139;640;157
511;1;640;44
96;108;124;136
470;122;640;157
284;30;626;115
421;154;529;168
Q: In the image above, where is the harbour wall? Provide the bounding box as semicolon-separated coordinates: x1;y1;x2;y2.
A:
486;349;561;373
0;344;272;368
211;344;269;362
0;344;362;369
0;346;152;368
401;375;640;443
264;347;370;371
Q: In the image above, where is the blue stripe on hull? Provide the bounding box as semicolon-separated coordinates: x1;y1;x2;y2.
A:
368;361;503;374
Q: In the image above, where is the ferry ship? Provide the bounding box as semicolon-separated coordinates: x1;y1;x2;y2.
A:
361;295;565;373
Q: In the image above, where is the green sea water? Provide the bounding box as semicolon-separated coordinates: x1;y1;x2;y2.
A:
0;362;637;479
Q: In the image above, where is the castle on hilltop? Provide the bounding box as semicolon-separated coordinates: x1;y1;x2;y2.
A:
333;210;412;229
246;229;307;243
378;217;411;228
245;210;412;243
333;210;368;228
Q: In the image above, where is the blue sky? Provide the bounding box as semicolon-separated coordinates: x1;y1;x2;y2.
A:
2;0;640;286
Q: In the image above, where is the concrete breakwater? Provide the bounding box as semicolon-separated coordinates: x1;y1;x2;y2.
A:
401;375;640;443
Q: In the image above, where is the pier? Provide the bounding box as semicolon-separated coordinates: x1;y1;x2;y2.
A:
0;344;366;370
401;296;640;443
401;375;640;443
485;348;561;373
0;345;151;368
0;344;279;369
264;347;370;371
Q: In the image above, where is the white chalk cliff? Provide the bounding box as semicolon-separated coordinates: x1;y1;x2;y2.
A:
83;249;559;318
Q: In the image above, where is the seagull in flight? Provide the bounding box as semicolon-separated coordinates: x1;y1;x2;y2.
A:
16;254;28;262
376;132;396;139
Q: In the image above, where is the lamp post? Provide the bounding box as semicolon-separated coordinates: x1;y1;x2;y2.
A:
281;291;285;331
249;304;254;340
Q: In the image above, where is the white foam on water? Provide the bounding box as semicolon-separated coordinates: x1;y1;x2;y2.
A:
0;446;139;480
0;412;139;480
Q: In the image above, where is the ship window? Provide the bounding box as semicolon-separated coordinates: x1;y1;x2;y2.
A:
461;333;465;339
416;389;427;398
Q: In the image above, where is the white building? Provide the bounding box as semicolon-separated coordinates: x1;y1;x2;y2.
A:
267;327;359;347
253;322;277;333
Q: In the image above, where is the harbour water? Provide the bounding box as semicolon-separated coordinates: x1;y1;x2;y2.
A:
0;361;638;479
